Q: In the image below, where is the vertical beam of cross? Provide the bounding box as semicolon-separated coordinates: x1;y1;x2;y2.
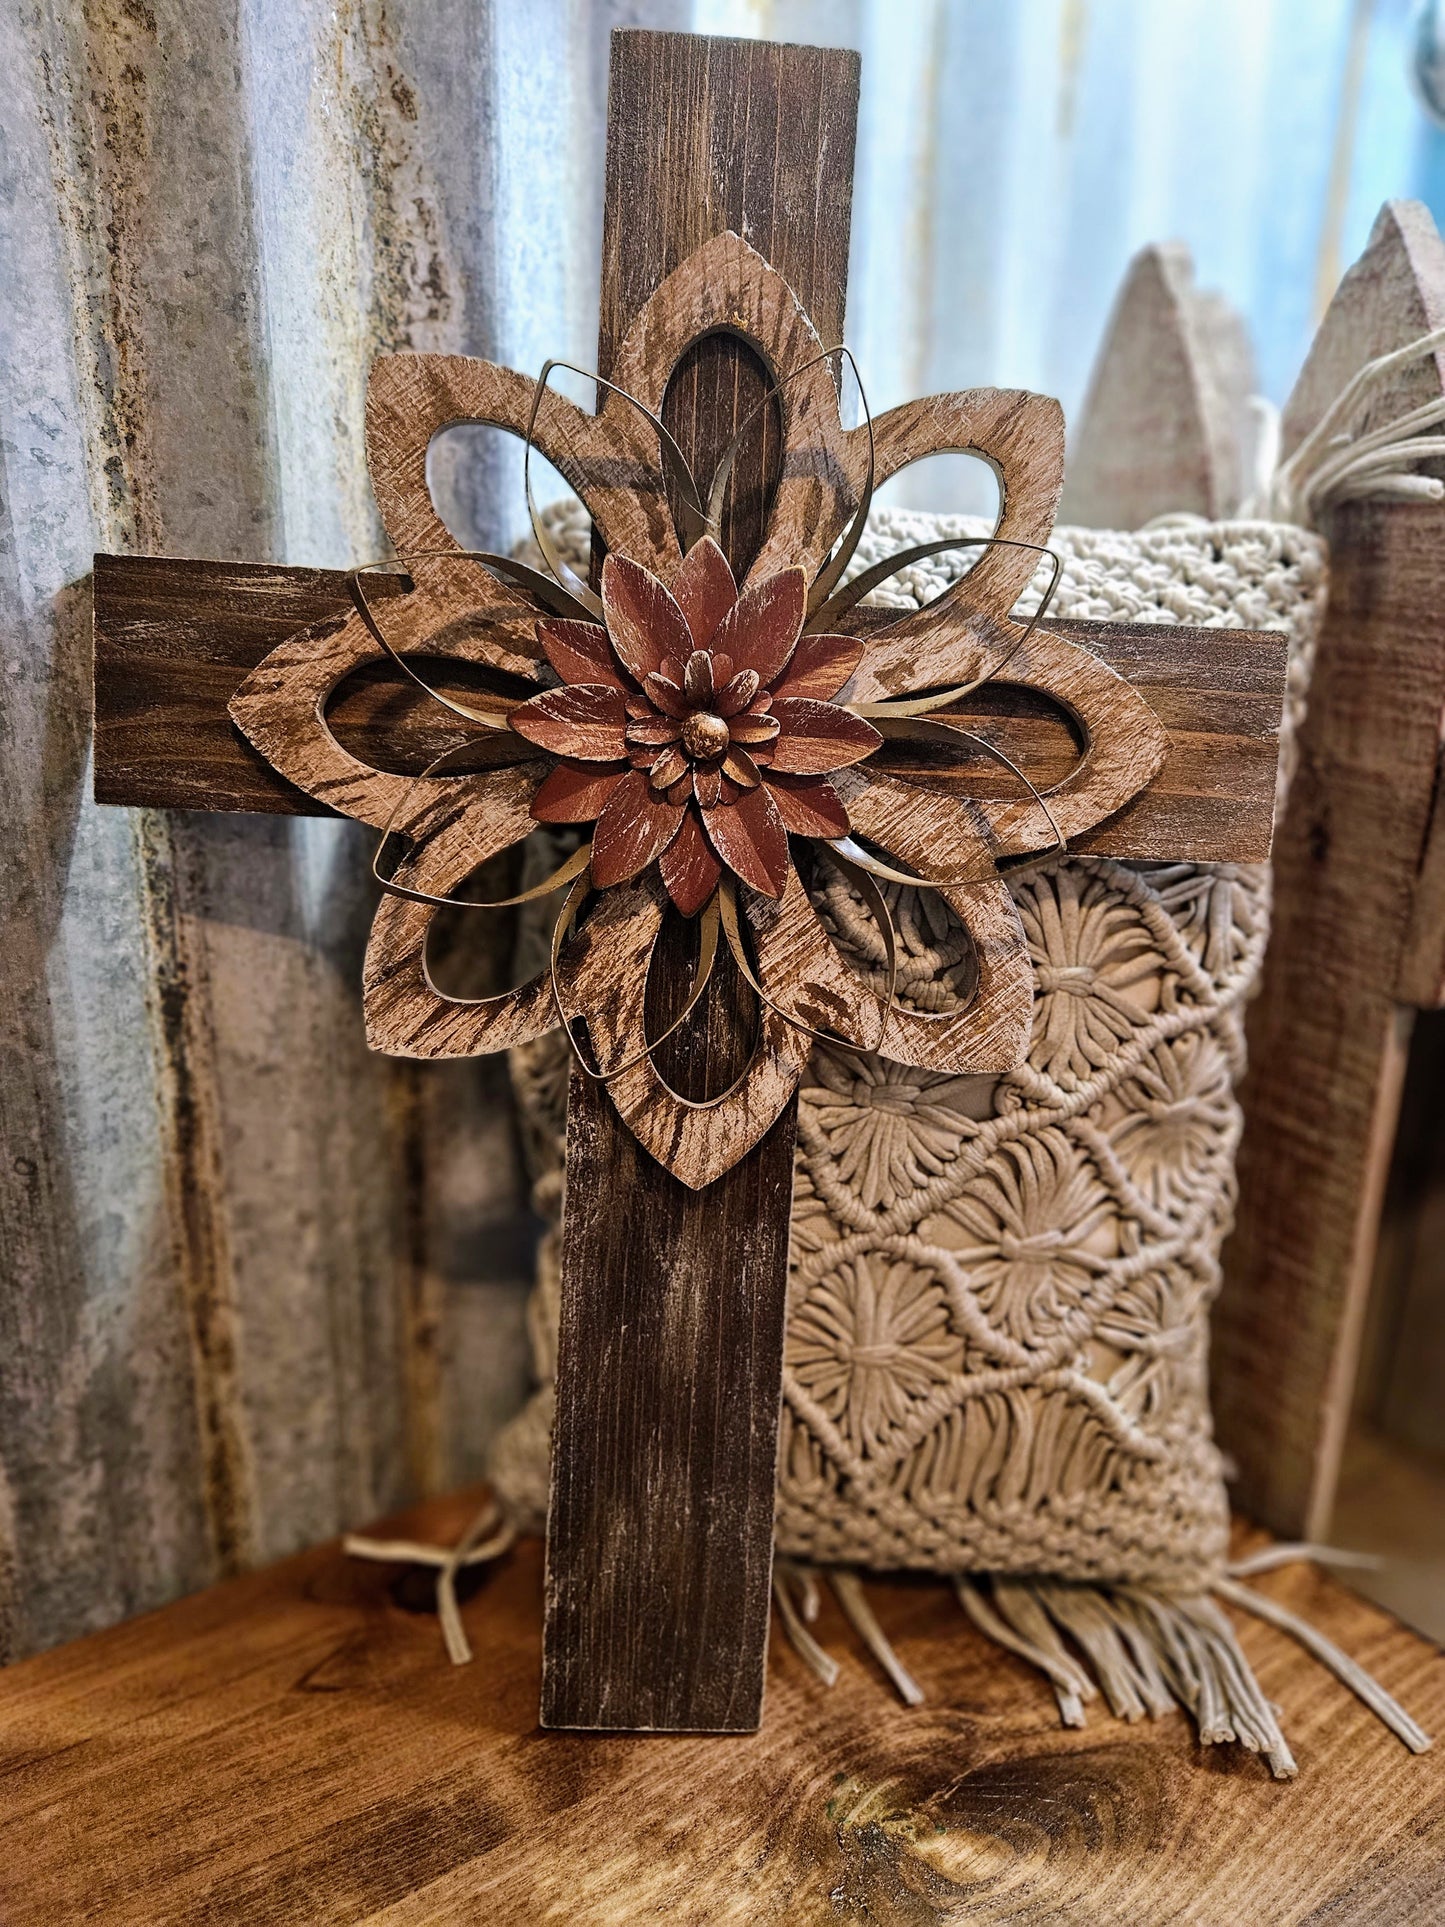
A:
539;30;861;1732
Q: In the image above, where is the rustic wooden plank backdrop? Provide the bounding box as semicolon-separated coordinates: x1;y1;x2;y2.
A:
1217;202;1445;1539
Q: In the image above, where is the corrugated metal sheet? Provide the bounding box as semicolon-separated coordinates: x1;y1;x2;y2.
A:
2;0;1441;1658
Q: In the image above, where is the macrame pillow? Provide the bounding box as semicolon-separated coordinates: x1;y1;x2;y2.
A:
494;505;1323;1583
469;505;1428;1773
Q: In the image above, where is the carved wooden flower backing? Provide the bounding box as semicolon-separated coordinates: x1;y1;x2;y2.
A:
230;232;1168;1188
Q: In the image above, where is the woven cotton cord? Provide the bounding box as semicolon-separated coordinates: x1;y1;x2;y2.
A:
1243;325;1445;524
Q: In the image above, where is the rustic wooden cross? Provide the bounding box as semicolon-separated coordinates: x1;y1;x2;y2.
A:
93;27;1286;1733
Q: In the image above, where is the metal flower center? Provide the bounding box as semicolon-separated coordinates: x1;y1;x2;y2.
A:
682;710;730;760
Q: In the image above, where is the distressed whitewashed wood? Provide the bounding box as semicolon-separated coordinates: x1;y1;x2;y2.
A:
1060;243;1256;528
1219;201;1445;1538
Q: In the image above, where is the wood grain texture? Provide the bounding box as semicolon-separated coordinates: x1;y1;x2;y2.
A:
1280;200;1445;464
94;558;1286;859
762;854;1033;1077
1;1489;1441;1926
365;353;674;576
1059;242;1254;528
1215;201;1445;1540
93;551;366;813
1398;757;1445;1007
1216;501;1445;1538
545;1084;797;1732
607;229;858;590
540;28;859;1733
1372;208;1445;1013
845;388;1066;684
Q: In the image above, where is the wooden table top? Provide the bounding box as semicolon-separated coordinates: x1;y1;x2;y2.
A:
1;1489;1441;1925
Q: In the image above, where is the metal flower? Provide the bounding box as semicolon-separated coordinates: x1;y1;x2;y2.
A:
511;544;879;912
227;230;1171;1186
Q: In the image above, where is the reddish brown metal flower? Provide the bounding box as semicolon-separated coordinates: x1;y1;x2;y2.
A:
507;538;880;915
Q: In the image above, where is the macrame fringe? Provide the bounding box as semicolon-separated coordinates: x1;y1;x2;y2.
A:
345;1518;1429;1777
1245;323;1445;522
775;1548;1432;1781
344;1497;517;1666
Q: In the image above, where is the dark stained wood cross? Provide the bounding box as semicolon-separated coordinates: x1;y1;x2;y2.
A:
93;28;1287;1732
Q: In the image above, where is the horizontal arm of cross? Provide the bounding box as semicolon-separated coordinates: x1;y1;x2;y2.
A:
93;551;1287;862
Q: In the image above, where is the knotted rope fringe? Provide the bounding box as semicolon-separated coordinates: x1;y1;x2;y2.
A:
344;1506;1428;1774
775;1549;1431;1781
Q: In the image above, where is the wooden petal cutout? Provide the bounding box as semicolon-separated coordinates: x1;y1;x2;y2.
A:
577;873;811;1189
670;535;737;648
769;697;881;774
844;388;1066;704
703;784;790;897
540;619;626;689
509;684;629;761
659;807;722;916
530;759;627;823
710;568;805;685
855;624;1170;853
230;605;539;830
601;554;694;682
591;768;686;885
736;865;885;1057
363;757;571;1059
771;633;865;702
607;232;862;590
365;352;678;579
361;551;547;681
826;774;1033;1073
